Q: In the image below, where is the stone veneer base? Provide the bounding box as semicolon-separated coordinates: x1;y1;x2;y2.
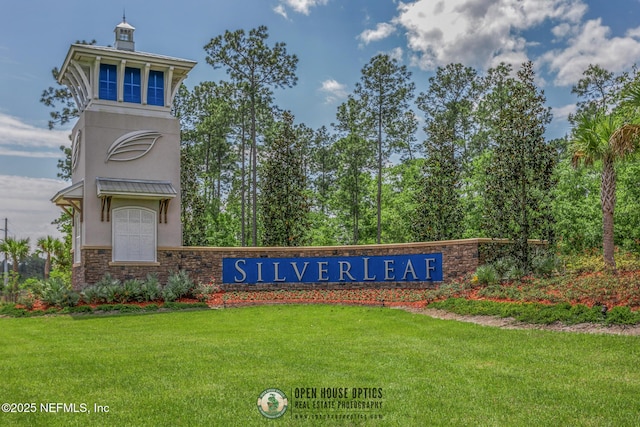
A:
72;239;544;290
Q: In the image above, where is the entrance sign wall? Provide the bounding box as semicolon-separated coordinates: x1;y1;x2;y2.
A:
72;239;538;290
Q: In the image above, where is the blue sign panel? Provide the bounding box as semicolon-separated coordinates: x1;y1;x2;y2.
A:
222;253;443;284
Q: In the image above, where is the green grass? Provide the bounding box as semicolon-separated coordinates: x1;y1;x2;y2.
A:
1;305;639;426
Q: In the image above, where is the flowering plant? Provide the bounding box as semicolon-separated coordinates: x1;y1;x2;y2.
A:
193;277;221;302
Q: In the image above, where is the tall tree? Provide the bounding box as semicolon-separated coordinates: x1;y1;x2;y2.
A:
475;63;513;152
260;112;310;246
571;64;630;119
181;82;239;246
204;26;298;246
413;64;479;241
484;62;556;270
180;143;209;246
412;123;463;241
333;97;376;244
308;126;337;216
353;54;416;243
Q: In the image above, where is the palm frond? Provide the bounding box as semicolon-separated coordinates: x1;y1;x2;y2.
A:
569;113;608;166
610;123;640;157
622;83;640;109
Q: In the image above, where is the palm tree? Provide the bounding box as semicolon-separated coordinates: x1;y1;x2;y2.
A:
36;236;61;280
0;237;29;302
570;113;640;270
0;237;30;274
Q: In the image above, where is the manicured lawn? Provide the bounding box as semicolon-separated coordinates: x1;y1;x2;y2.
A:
1;305;639;426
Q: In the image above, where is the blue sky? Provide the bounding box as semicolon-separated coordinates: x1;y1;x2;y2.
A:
2;0;640;245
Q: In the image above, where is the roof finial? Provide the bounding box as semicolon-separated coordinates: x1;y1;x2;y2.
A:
122;9;126;23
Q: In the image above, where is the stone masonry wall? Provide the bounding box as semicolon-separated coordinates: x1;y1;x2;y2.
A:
73;239;519;290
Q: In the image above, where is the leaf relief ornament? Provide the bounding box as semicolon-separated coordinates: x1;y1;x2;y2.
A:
106;130;162;162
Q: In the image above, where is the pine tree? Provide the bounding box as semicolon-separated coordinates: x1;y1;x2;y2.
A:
353;54;416;243
413;64;478;241
204;26;298;246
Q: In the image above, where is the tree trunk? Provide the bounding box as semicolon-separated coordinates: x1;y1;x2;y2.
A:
251;92;258;247
601;156;617;271
44;254;51;280
241;114;246;247
377;114;382;244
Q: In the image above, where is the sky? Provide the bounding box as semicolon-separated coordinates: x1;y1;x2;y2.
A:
2;0;640;248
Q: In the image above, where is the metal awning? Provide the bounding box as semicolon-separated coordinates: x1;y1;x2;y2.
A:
51;180;84;220
96;177;177;199
95;177;176;223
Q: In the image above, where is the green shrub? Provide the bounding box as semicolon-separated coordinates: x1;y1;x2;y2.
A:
94;274;122;304
120;279;144;303
428;298;639;326
29;310;46;317
475;264;499;285
505;265;525;281
140;274;161;302
569;304;605;324
0;303;28;317
67;305;93;314
18;292;36;310
115;304;142;313
102;284;121;304
81;285;101;305
162;271;194;302
144;304;159;311
163;301;208;310
605;306;640;325
41;278;79;308
492;257;517;279
478;284;522;301
20;278;45;298
192;281;219;302
531;254;560;277
563;250;640;274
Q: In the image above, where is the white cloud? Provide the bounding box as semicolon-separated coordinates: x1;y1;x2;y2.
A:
0;113;69;157
387;47;404;62
273;5;289;19
542;19;640;86
358;22;397;45
552;103;577;121
391;0;587;71
276;0;328;16
552;23;573;40
626;27;640;39
0;175;65;248
319;79;348;103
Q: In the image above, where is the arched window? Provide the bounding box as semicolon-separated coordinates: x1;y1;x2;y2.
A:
112;207;156;262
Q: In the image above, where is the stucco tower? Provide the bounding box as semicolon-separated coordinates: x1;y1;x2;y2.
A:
52;18;196;287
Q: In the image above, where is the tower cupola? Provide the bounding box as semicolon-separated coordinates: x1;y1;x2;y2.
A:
114;15;135;51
